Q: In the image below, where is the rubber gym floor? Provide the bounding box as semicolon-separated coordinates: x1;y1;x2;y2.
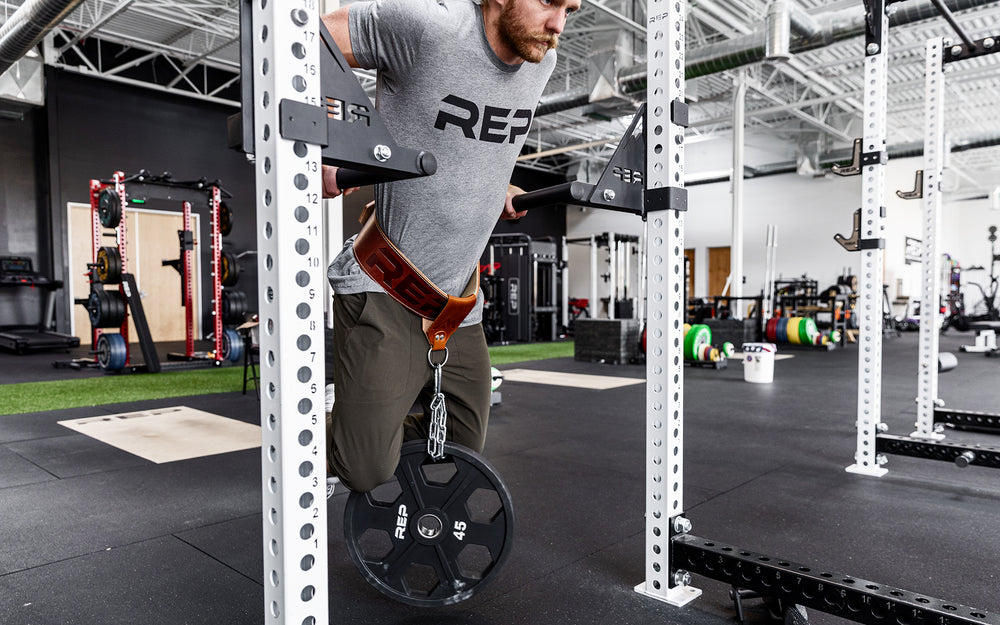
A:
0;332;997;625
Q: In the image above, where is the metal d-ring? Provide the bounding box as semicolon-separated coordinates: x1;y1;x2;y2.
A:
427;346;449;368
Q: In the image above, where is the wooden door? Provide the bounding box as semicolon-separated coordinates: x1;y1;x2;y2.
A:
68;203;200;344
708;246;731;297
684;248;695;299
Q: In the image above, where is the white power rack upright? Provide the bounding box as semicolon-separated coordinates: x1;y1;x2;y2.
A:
876;29;1000;470
844;0;890;478
635;0;700;606
250;2;329;624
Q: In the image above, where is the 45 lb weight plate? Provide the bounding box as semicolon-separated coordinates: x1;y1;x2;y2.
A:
220;251;240;287
344;441;514;607
98;188;122;229
96;246;122;284
87;288;126;328
96;332;127;371
219;201;233;237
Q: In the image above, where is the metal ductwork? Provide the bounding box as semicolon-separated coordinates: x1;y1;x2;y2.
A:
554;0;999;115
765;0;792;62
0;0;86;78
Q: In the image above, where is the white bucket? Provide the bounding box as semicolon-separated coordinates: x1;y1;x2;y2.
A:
742;342;777;384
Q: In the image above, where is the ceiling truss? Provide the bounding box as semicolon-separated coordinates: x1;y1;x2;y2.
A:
0;0;997;194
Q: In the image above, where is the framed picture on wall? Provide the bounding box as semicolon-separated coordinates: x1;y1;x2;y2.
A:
904;236;922;265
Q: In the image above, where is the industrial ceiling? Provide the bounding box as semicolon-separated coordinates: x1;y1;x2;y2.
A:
0;0;998;196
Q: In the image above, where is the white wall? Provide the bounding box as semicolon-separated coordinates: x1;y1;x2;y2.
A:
564;153;1000;319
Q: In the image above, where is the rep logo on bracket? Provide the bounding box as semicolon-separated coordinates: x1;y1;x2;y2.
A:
612;166;643;185
326;97;371;126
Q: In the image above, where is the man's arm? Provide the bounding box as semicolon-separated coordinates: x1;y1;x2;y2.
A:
321;6;360;68
320;5;359;198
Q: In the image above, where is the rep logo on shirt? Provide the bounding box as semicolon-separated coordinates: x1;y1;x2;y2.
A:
433;94;533;144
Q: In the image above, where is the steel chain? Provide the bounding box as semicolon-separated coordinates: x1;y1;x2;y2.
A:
426;347;449;459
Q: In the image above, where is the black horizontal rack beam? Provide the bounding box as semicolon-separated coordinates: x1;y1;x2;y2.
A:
876;434;1000;469
934;408;1000;434
671;534;999;625
942;33;1000;64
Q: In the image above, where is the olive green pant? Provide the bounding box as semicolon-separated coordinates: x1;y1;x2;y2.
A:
326;292;491;492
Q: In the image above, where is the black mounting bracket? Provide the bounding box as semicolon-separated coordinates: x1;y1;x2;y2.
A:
512;104;686;218
834;208;885;252
943;33;1000;64
231;0;435;189
513;105;655;217
832;139;886;177
862;0;885;55
896;170;923;200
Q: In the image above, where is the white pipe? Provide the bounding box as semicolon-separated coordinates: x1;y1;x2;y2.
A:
589;234;598;319
561;236;570;329
730;70;747;317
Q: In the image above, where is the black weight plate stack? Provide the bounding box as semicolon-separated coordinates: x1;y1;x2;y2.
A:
96;333;127;370
222;290;247;324
96;246;123;284
87;289;127;328
99;188;122;229
220;251;240;286
219;201;233;237
344;441;514;607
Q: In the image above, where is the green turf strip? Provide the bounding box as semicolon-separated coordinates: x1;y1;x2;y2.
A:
0;341;574;415
487;340;574;366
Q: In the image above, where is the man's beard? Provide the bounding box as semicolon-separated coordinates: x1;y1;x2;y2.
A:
497;2;558;63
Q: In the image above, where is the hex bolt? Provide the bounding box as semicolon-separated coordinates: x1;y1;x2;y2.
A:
603;189;616;202
374;145;392;162
672;516;692;534
673;570;692;587
876;453;888;466
951;45;963;57
984;38;995;49
955;450;976;468
866;43;880;55
876;422;888;433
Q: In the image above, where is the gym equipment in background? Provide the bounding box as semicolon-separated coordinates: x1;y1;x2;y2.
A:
242;2;998;623
959;226;1000;325
0;256;80;354
480;234;560;344
82;170;246;372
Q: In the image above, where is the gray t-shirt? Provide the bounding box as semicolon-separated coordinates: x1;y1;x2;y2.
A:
328;0;556;325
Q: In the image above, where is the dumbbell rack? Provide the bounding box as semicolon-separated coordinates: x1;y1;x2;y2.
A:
86;170;241;372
